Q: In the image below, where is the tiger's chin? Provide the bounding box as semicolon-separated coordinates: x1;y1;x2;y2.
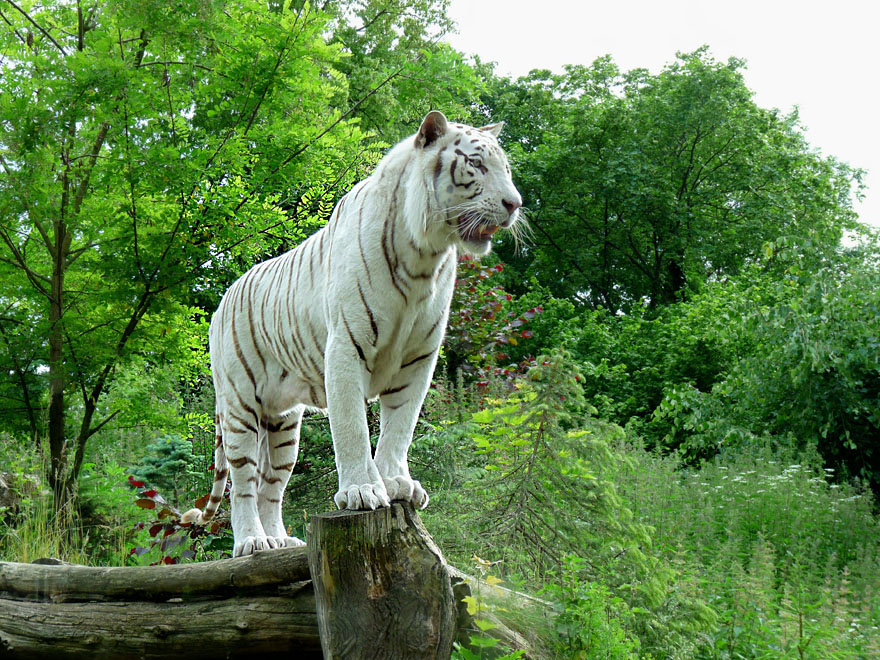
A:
456;217;500;255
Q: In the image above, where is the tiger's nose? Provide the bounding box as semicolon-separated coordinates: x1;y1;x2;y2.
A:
502;198;521;216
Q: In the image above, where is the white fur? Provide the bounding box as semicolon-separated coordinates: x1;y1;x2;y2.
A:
185;112;521;556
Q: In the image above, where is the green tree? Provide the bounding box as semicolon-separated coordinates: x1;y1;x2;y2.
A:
323;0;481;142
480;49;862;310
658;237;880;487
0;0;373;500
132;434;198;504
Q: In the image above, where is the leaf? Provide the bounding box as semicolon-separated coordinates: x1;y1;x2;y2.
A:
453;645;479;660
135;498;156;510
462;595;479;616
485;574;503;587
472;409;495;424
148;523;164;537
474;617;497;632
194;493;210;509
468;634;499;648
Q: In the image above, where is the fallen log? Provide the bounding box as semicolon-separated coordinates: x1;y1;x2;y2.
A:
0;548;320;659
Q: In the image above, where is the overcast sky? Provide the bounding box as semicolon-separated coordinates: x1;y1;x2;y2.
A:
444;0;880;228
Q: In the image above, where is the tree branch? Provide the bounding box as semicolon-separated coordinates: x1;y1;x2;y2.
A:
86;409;121;439
0;228;51;295
3;0;67;55
258;51;423;198
0;6;27;46
0;322;38;439
72;121;110;215
136;60;216;73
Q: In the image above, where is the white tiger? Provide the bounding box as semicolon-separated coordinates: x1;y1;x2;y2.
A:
183;111;522;557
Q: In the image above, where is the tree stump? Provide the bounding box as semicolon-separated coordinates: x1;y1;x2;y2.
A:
307;502;457;659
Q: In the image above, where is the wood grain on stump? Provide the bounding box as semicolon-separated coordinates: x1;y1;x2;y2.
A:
307;502;457;659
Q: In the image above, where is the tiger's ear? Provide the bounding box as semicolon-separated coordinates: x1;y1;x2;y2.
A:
415;110;448;148
479;121;504;138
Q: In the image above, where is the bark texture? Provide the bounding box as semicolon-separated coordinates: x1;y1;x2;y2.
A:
307;502;457;659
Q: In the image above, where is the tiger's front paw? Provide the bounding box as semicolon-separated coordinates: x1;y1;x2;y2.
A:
233;534;278;557
273;535;305;548
334;481;391;510
382;475;429;509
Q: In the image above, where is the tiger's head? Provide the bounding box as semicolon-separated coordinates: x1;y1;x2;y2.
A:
413;110;522;256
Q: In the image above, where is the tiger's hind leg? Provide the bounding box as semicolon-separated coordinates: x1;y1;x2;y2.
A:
220;404;279;557
257;407;305;548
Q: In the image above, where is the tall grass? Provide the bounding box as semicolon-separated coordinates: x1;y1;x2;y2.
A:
0;437;150;565
615;440;880;659
0;489;90;565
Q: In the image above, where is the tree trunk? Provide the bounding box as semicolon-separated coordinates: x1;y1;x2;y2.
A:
47;232;66;504
666;258;687;303
307;502;458;659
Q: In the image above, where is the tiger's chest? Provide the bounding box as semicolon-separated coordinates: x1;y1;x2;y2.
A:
360;253;455;397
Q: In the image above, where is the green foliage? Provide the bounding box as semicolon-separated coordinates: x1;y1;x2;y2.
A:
479;49;861;310
0;437;150;565
543;556;639;659
324;0;481;141
443;256;542;384
454;557;529;660
419;352;716;658
462;350;652;578
128;476;233;564
620;441;880;658
131;435;200;505
657;239;880;486
0;0;361;494
77;461;154;564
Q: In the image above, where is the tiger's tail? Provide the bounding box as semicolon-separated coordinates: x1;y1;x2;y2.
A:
181;418;229;526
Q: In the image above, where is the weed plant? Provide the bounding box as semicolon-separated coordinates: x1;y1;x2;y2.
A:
616;441;880;658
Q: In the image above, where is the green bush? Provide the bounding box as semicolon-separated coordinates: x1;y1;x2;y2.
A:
131;434;201;505
543;556;640;659
658;240;880;487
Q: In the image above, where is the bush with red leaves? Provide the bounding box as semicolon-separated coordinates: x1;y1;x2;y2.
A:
127;475;232;564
